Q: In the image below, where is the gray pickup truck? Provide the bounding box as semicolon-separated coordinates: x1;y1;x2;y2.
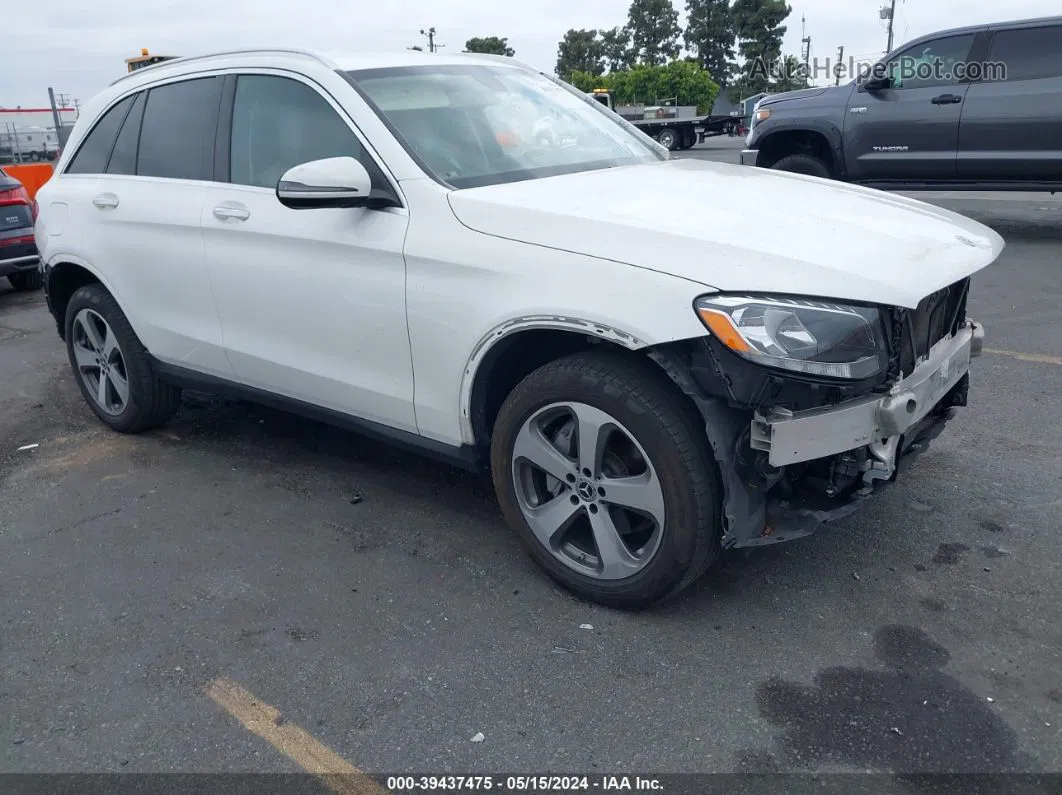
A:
740;15;1062;191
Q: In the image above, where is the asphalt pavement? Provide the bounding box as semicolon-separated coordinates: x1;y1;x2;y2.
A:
1;138;1060;785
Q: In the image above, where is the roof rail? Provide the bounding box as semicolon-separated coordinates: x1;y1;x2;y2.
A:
109;48;337;86
457;52;542;73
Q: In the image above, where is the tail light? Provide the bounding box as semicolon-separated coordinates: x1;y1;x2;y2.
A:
0;184;32;207
32;199;39;222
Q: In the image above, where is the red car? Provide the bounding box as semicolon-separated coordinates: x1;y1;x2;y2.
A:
0;167;42;292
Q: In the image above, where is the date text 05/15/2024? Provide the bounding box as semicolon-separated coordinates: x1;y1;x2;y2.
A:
385;776;664;791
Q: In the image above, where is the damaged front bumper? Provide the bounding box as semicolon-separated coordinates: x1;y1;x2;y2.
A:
652;318;985;550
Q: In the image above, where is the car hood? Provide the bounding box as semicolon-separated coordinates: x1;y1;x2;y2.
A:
759;86;833;105
446;158;1004;309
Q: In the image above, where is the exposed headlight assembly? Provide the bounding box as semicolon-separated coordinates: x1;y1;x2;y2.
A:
694;295;886;380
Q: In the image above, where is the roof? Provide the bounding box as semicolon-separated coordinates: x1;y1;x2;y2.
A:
893;14;1062;51
0;107;78;114
109;47;536;87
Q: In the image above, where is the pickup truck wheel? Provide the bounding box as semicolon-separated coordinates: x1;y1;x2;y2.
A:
491;351;722;610
771;153;831;178
64;284;182;433
657;128;679;151
8;270;43;291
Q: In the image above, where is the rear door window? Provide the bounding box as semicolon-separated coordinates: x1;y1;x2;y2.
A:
137;77;223;181
65;95;135;174
986;25;1062;82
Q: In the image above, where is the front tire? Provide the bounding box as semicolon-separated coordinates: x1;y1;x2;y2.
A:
8;270;43;291
771;153;831;179
64;284;182;433
490;352;722;610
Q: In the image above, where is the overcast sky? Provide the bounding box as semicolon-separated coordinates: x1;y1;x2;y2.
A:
2;0;1057;111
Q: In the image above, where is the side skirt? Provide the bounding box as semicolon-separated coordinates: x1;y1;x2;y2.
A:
149;358;484;473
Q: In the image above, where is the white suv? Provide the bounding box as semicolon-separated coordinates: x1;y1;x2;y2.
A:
35;49;1002;609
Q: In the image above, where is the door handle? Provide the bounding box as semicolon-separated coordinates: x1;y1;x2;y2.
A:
92;193;119;209
931;94;962;105
213;205;250;221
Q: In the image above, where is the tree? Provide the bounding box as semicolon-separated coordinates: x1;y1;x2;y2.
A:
555;28;605;78
731;0;792;94
684;0;735;85
572;61;720;115
625;0;683;66
464;37;515;56
599;26;634;72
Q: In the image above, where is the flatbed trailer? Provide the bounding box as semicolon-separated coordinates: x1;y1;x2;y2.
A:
628;114;741;150
586;89;742;150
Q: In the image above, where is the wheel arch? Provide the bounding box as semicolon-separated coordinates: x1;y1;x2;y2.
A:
756;122;845;176
43;256;121;341
460;316;722;455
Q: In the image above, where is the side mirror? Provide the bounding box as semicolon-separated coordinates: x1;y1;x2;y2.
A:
276;156;373;210
862;75;892;92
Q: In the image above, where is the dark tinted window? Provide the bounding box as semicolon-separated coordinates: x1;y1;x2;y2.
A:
107;92;146;175
230;75;363;189
137;77;222;181
987;26;1062;82
884;34;975;90
65;95;134;174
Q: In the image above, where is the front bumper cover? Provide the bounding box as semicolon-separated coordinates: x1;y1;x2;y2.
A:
739;148;759;167
651;319;984;551
750;319;981;468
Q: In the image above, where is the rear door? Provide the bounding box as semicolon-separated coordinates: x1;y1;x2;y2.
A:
957;22;1062;181
73;76;232;378
845;32;981;181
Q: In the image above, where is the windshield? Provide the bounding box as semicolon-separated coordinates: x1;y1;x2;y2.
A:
345;64;664;189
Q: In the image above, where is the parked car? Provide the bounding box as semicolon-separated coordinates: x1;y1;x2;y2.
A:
740;15;1062;191
34;49;1002;609
0;167;42;292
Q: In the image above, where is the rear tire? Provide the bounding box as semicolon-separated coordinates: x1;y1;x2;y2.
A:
64;284;182;433
8;270;43;291
771;153;831;179
490;351;722;610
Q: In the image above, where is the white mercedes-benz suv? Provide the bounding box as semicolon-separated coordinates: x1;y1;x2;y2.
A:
34;49;1002;609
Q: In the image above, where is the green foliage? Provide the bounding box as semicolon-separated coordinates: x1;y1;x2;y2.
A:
464;37;515;57
556;29;605;78
731;0;792;95
600;26;634;72
571;61;720;115
684;0;735;85
626;0;683;66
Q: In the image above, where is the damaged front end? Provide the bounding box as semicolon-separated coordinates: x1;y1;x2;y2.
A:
651;278;983;548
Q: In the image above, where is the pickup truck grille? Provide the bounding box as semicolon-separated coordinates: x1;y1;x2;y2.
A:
892;277;970;376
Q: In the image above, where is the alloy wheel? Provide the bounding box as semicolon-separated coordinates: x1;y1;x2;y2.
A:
510;401;666;580
71;308;130;416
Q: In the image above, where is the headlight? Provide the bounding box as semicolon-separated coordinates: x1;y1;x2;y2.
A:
754;108;771;122
694;295;885;379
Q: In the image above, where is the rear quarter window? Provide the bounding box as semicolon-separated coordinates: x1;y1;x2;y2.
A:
65;95;135;174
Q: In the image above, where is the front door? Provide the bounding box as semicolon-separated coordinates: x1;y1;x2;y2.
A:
202;72;416;433
845;32;978;182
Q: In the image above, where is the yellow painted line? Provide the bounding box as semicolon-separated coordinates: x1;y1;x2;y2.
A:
984;348;1062;366
204;677;387;795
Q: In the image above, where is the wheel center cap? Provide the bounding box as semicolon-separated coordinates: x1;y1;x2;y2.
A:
576;480;595;502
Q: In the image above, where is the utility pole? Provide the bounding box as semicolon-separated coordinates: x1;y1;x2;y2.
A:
800;16;812;89
419;27;443;54
881;0;898;53
834;45;845;86
48;87;70;148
